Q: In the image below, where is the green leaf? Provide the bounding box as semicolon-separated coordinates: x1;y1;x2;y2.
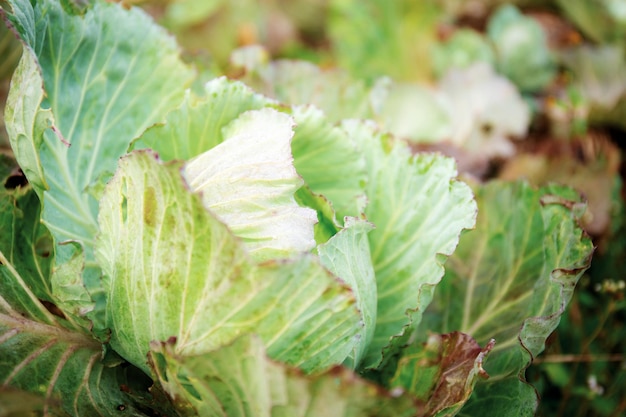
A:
456;378;537;417
373;82;451;144
487;5;556;93
134;77;273;161
4;0;193;252
149;335;417;417
344;121;477;369
555;0;626;43
0;154;16;187
0;187;159;416
0;184;94;335
183;108;317;261
3;50;50;194
50;241;96;331
241;60;374;123
5;0;194;336
252;257;362;373
291;105;368;223
0;187;52;304
97;150;253;372
431;29;495;78
159;0;262;69
329;0;440;82
561;45;626;109
0;190;59;326
161;0;225;29
317;217;376;369
294;186;342;245
97;151;360;374
390;332;495;417
420;181;593;415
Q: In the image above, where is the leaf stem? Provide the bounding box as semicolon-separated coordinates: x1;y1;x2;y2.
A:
0;250;57;324
0;313;101;350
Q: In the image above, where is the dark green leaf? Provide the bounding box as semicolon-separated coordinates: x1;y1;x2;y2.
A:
0;187;161;416
420;181;593;416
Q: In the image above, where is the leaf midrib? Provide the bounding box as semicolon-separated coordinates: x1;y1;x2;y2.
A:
0;313;100;350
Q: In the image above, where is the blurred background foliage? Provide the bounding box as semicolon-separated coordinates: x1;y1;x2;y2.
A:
2;0;625;415
0;0;21;149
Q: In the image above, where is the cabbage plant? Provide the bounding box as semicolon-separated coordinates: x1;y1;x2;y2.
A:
0;1;593;416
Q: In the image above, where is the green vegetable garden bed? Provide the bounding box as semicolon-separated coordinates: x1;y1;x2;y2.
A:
0;1;623;416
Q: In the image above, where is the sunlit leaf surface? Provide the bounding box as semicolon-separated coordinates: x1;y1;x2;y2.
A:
290;105;368;223
318;218;376;368
183;108;317;260
135;77;273;161
345;120;477;369
4;0;194;330
97;151;361;374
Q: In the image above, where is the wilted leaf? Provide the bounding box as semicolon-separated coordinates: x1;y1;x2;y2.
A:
50;241;96;330
391;332;495;417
